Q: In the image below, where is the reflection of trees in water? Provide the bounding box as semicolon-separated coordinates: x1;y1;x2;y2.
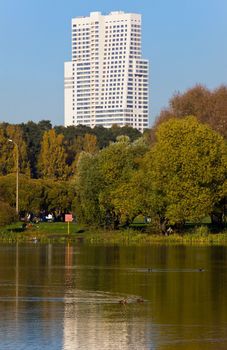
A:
0;244;226;349
62;245;227;349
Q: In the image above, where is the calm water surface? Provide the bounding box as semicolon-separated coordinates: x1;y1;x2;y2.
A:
0;243;226;349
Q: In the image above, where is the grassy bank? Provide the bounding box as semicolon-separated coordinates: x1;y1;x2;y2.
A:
0;222;85;243
0;222;227;245
84;230;227;245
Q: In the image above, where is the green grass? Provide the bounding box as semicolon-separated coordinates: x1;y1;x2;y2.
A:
1;222;227;245
0;222;85;243
83;229;227;246
29;222;84;234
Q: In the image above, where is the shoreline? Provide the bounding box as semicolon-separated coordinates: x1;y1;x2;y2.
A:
82;230;227;246
0;222;227;245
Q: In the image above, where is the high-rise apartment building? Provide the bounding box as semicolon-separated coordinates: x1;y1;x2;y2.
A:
64;11;149;132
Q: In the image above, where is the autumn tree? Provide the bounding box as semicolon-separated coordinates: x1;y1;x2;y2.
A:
68;133;99;174
0;123;29;175
38;129;69;180
6;124;30;175
155;85;227;139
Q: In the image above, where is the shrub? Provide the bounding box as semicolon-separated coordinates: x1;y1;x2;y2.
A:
0;201;17;226
194;225;209;236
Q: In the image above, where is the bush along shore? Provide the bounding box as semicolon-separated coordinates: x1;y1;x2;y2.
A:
0;222;227;245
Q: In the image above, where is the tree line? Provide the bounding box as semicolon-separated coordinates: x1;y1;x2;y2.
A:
75;117;227;231
0;121;141;179
0;122;141;225
1;84;227;231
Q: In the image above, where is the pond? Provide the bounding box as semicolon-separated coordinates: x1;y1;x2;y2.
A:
0;243;226;349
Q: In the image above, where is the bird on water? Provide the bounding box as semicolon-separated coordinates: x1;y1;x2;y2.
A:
119;298;128;304
136;297;144;303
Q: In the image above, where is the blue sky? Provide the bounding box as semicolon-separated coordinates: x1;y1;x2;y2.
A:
0;0;227;127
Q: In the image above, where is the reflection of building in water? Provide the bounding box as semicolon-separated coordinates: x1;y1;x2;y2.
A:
62;244;156;349
62;294;155;350
65;244;74;289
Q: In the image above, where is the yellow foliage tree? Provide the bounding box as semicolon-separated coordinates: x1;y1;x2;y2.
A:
38;129;69;180
142;116;227;226
0;124;30;175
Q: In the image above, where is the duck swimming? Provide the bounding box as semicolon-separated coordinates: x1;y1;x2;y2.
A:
119;298;128;304
136;297;144;303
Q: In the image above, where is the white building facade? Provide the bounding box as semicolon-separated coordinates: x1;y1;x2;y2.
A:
64;11;149;132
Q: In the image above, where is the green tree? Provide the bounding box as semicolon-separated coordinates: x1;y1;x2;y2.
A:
0;201;17;226
20;120;52;178
0;174;16;208
42;179;76;218
0;174;43;214
141;116;227;229
110;124;141;142
98;136;148;228
0;175;75;218
75;152;103;226
0;126;12;175
75;136;148;228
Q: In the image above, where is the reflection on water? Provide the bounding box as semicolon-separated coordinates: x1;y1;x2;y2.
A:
63;290;153;350
0;243;226;349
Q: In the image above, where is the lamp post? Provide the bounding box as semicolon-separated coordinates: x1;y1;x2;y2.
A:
8;139;19;214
